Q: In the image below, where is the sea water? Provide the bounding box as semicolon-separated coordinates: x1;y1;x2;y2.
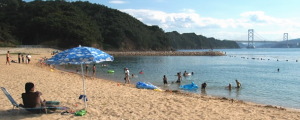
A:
63;48;300;109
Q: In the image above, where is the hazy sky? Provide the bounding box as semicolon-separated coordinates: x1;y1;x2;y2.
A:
25;0;300;41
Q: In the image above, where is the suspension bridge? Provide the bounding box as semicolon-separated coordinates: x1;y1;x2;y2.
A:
234;29;299;48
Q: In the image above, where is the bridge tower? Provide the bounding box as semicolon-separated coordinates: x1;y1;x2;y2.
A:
283;33;289;48
247;29;255;48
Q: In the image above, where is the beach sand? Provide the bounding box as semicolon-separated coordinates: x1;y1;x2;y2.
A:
0;47;300;120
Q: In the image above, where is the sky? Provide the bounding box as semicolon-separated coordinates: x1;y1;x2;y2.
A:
25;0;300;41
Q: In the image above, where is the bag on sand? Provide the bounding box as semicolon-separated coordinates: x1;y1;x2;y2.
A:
75;109;87;116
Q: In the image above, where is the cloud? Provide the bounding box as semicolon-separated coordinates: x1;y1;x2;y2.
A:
109;0;126;4
121;9;243;30
121;9;300;40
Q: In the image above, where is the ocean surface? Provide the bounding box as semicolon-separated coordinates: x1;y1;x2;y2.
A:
61;48;300;110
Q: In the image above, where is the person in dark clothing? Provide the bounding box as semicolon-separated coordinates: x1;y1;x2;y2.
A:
21;82;57;113
163;75;168;85
18;53;21;63
201;82;207;89
176;72;182;83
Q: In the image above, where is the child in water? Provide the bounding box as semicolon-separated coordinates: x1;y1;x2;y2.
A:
235;79;241;88
163;75;168;84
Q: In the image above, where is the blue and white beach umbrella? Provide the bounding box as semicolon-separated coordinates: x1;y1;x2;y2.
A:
46;46;113;65
46;46;114;109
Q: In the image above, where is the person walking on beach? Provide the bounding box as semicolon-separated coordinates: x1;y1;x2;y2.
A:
277;68;280;72
124;68;130;84
163;75;168;85
6;51;10;65
235;79;241;88
92;64;96;78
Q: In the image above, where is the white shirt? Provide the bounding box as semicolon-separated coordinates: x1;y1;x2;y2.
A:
125;69;130;75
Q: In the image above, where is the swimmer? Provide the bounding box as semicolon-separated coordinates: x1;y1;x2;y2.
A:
235;79;241;88
226;83;232;90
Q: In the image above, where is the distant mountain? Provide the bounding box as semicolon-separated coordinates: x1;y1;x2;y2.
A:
236;38;300;48
256;38;300;48
271;38;300;48
167;31;239;49
0;0;239;50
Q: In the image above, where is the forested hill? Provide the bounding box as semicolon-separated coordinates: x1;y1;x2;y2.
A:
0;0;239;50
167;31;239;49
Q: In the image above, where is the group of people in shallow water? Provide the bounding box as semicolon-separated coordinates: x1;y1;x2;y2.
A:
83;64;97;78
162;71;195;85
161;71;192;85
162;71;242;90
121;68;242;90
226;79;242;90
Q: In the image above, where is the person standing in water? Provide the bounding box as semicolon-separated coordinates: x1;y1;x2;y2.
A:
124;68;130;84
176;72;182;83
201;82;207;89
227;83;232;90
235;79;241;88
163;75;168;85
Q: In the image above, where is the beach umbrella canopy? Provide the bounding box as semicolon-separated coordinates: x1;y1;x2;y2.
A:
46;46;114;109
46;46;113;65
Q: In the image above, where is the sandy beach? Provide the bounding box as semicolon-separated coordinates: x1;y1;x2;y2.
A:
0;47;300;120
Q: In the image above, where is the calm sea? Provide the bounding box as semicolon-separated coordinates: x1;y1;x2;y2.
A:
62;48;300;110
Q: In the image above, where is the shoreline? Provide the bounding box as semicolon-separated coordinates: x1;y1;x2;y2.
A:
1;47;300;119
64;67;300;112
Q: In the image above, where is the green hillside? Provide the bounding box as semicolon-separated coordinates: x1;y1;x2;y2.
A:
0;0;239;50
167;31;239;49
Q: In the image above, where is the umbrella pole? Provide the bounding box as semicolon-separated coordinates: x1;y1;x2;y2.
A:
81;63;87;109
